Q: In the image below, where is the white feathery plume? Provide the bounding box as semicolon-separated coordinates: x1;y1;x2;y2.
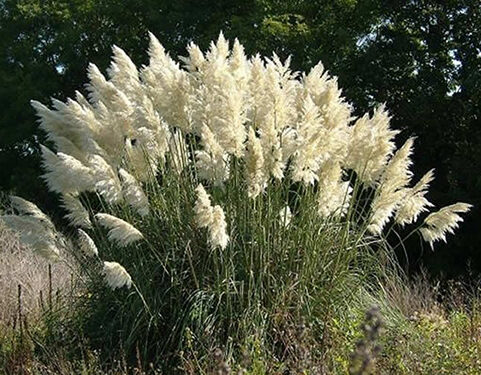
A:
86;63;118;105
133;96;171;160
75;90;90;107
62;92;106;158
187;33;247;156
195;124;230;185
10;196;54;230
302;65;352;164
86;63;134;124
31;99;98;158
107;46;142;102
182;41;206;72
92;104;128;164
245;127;266;198
194;184;214;228
31;100;69;141
210;206;229;250
346;106;400;185
258;55;298;180
194;184;229;249
86;63;134;158
381;137;414;186
78;229;98;257
89;155;123;204
246;54;266;122
57;98;98;141
419;203;472;248
395;169;435;226
95;213;143;247
142;32;192;132
61;194;92;229
367;138;414;235
260;122;285;180
119;168;150;217
1;215;60;260
41;145;95;195
125;127;162;181
46;134;88;162
317;161;352;218
230;38;249;84
291;95;324;185
103;261;132;289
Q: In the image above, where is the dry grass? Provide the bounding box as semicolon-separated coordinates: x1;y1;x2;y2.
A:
0;226;74;327
382;270;443;318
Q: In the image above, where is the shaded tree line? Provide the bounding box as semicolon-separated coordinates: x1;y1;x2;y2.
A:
1;0;479;277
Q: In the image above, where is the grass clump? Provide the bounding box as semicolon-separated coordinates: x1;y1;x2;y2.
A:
0;33;473;372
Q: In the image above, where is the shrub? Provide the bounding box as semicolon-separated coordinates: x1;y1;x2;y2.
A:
1;33;471;370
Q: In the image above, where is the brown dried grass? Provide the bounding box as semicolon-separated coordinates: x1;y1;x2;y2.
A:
0;225;74;326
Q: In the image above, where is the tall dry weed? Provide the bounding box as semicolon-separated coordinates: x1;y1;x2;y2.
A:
0;226;73;326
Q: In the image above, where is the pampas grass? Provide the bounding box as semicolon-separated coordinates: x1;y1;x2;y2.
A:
1;33;472;370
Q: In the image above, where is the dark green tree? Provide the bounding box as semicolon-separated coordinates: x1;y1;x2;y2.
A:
336;0;481;276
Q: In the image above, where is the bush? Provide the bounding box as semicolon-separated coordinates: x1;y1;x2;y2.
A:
1;33;471;371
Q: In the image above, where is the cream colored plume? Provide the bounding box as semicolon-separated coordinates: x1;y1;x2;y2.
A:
95;213;143;247
317;161;352;218
103;261;132;289
89;155;123;204
210;206;230;250
367;138;414;234
196;124;230;185
142;32;192;132
194;184;214;228
420;203;472;248
346;106;399;185
395;169;435;226
245;127;266;198
291;95;324;186
1;215;60;260
10;196;54;230
61;194;92;229
78;229;98;257
194;184;229;249
107;45;142;102
41;145;95;195
302;63;352;165
119;168;149;216
257;54;298;180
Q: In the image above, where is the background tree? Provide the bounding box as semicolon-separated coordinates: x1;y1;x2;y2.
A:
337;0;480;276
